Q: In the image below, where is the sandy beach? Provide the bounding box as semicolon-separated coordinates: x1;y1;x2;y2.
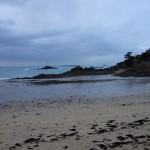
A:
0;92;150;150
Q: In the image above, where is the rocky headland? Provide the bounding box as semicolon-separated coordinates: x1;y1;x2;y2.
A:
18;50;150;79
111;50;150;77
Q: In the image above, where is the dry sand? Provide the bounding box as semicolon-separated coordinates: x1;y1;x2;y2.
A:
0;93;150;150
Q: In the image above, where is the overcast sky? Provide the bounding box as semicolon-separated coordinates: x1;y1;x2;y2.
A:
0;0;150;67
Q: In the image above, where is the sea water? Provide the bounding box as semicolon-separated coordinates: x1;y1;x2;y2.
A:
0;66;73;79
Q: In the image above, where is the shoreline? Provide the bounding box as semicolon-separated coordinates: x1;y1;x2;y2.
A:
1;75;150;103
0;93;150;150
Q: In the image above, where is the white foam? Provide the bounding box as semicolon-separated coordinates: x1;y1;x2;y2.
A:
24;68;31;71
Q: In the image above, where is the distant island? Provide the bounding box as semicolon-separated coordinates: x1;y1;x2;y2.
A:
41;66;57;70
18;49;150;79
61;65;77;67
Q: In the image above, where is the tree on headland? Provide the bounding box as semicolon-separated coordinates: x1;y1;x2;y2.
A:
141;49;150;60
124;52;132;60
124;52;134;67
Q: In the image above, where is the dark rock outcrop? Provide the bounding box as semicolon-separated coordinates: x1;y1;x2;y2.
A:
70;65;83;72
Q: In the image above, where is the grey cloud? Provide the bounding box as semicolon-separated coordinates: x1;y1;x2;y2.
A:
0;26;123;66
0;19;15;26
1;0;150;66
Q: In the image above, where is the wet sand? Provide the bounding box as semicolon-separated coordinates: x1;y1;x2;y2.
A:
1;76;150;102
0;93;150;150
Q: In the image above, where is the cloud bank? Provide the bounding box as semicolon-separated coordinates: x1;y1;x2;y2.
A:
0;0;150;66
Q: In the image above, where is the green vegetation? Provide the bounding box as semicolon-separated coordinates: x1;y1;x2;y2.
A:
114;49;150;76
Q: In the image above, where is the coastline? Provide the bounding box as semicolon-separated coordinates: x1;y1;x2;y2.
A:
0;93;150;150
